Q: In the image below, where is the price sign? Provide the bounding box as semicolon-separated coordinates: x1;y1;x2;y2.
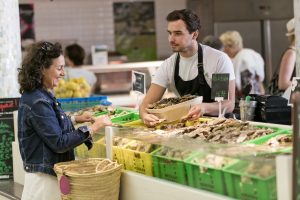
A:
0;113;14;178
211;73;229;100
0;98;19;113
132;71;146;94
0;98;19;179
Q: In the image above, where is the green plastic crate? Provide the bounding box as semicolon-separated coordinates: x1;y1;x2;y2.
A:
111;112;140;125
246;129;291;145
247;129;292;153
152;148;193;185
94;107;130;117
185;153;237;195
223;160;277;200
243;126;288;144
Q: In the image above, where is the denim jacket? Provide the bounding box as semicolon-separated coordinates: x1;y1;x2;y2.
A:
18;88;90;176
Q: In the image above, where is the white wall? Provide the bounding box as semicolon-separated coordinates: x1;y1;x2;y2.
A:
0;0;21;97
18;0;187;60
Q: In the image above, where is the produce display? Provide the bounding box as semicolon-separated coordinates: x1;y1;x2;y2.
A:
266;134;292;148
54;77;91;98
71;106;133;128
72;105;110;115
102;136;132;147
156;146;192;160
125;141;154;153
242;162;275;179
147;94;196;109
70;102;289;200
150;118;275;144
191;154;234;169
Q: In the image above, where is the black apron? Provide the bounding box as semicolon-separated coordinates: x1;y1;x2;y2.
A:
174;44;213;103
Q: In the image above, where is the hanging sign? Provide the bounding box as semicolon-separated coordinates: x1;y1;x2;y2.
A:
132;70;146;94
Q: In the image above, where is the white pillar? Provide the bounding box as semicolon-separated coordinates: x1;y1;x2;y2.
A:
0;0;21;98
295;0;300;77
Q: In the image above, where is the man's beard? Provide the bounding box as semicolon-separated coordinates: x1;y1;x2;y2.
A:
171;46;184;52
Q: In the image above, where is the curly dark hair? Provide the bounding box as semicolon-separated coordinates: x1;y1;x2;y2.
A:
65;43;85;66
166;9;201;33
18;41;63;93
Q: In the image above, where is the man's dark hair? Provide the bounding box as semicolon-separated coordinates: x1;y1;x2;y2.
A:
18;41;63;93
202;35;224;50
166;9;201;33
65;43;85;66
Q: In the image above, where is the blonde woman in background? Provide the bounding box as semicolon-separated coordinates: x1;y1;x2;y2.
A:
220;31;265;99
278;18;296;91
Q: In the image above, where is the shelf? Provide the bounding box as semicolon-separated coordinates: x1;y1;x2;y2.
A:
120;170;235;200
82;61;163;74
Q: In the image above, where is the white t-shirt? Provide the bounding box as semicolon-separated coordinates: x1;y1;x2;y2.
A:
231;48;265;91
152;44;235;96
64;67;97;88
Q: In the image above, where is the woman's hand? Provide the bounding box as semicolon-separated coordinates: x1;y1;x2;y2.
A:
90;115;112;135
75;111;94;123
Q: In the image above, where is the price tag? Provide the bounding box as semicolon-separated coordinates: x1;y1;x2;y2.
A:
0;98;19;113
211;73;229;100
132;70;146;94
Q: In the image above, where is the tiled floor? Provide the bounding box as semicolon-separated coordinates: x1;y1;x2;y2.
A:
0;179;22;200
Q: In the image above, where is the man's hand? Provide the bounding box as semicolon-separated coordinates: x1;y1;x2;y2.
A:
186;105;205;121
142;113;162;127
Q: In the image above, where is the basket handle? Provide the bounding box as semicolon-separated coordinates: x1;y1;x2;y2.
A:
57;164;70;175
95;159;115;172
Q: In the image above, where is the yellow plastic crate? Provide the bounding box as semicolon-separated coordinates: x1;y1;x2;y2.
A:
95;137;132;167
74;136;105;159
121;141;158;176
74;143;88;159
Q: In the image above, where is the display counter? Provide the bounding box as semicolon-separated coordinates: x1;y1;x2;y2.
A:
81;61;163;74
82;61;162;94
3;112;292;200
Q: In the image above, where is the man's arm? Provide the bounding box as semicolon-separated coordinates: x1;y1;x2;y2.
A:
187;80;235;119
139;83;166;126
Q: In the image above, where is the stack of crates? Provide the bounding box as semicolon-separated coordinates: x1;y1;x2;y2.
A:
58;96;108;112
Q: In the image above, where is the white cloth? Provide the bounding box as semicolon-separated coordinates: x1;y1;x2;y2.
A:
64;67;97;88
231;48;265;92
282;85;292;102
22;172;61;200
152;44;235;96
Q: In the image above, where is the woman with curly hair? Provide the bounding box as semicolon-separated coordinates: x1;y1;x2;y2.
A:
18;41;112;200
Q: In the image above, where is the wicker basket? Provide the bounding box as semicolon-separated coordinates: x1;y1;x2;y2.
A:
54;158;122;200
146;96;203;122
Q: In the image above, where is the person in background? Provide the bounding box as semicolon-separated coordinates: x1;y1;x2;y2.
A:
219;30;265;99
202;35;224;51
64;43;97;90
18;41;112;200
278;18;296;91
139;9;235;127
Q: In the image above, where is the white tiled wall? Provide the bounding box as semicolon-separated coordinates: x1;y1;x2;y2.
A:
18;0;186;60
